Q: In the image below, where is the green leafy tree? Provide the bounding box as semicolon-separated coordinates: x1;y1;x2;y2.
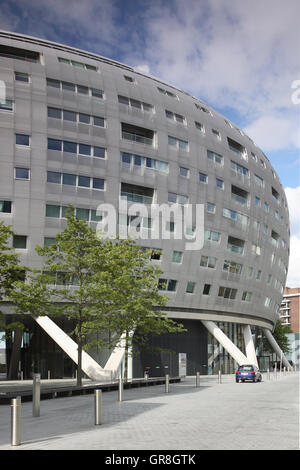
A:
263;320;293;355
0;221;27;332
12;207;185;385
90;241;186;381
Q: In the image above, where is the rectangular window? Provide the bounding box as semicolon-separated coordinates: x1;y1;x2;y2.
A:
62;173;76;186
48;138;62;151
48;107;62;119
47;78;60;88
195;121;205;132
179;167;189;178
91;88;103;98
62;81;76;92
47;171;61;184
212;129;221;140
93;178;105;190
223;260;242;274
63;140;77;153
200;255;216;269
15;72;29;83
256;270;262;280
76;208;90;221
13;235;27;249
15;134;30;146
44;237;56;246
242;291;252;302
227;137;247;159
227;236;245;255
203;284;211;295
248;266;253;277
79;113;91;124
231;160;249;176
15;167;29;180
172;251;183;263
121;152;131;164
199;172;207;183
206;202;216;214
251;244;261;255
231;185;248;206
93;146;106;158
0;99;13;111
150;249;162;260
93;116;105;127
78;143;91;156
186;281;196;294
223;208;237;220
158;279;177;292
0;44;39;62
78;175;91;188
207;150;223;164
264;297;271;307
77;85;89;95
254;174;264;187
218;286;237;300
216;178;224;189
63;110;77;122
205;230;220;242
168;192;188;205
46;204;60;218
71;60;85;69
90;209;103;222
168;135;188;150
0;201;12;213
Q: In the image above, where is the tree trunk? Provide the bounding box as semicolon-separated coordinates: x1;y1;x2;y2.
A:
77;335;82;387
123;333;129;383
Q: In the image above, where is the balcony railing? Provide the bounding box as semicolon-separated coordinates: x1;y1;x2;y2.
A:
120;192;153;205
122;131;153;146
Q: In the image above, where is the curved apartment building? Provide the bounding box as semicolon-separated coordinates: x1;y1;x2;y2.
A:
0;31;290;379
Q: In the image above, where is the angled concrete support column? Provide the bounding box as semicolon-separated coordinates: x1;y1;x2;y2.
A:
104;331;135;380
34;316;111;381
202;320;248;366
243;325;258;367
263;328;291;370
104;333;126;379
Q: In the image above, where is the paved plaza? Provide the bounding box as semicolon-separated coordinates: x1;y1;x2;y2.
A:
0;373;299;451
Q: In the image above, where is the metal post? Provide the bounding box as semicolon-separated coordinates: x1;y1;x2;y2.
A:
11;397;21;446
218;370;222;384
274;363;277;380
196;372;200;388
118;377;123;402
48;370;51;380
267;368;270;380
165;374;170;393
284;366;286;376
94;390;102;425
32;373;41;417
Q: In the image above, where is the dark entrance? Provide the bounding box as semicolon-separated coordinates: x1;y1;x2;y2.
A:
132;319;208;378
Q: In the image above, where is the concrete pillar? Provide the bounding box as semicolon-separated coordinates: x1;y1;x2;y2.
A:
243;325;258;367
263;328;291;370
201;320;248;366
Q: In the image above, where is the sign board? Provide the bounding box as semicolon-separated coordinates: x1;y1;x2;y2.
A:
178;353;187;377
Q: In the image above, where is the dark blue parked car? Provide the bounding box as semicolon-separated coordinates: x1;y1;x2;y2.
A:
236;364;262;383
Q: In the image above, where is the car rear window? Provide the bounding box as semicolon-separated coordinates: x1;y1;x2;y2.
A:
239;365;253;371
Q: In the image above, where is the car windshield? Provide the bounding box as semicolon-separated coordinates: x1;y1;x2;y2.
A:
239;365;253;371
